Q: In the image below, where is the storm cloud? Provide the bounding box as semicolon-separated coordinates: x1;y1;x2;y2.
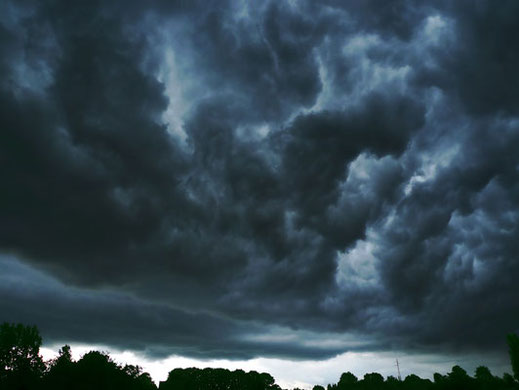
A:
1;0;518;365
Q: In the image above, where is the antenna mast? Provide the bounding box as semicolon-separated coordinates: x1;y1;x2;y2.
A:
396;358;402;381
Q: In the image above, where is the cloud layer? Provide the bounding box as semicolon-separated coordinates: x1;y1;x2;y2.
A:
1;0;518;362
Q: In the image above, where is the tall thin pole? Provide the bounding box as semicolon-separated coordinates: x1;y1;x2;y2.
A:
396;358;402;381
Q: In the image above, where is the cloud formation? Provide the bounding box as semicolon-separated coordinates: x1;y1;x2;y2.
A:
1;0;518;363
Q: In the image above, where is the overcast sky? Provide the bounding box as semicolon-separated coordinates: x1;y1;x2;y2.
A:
1;0;519;387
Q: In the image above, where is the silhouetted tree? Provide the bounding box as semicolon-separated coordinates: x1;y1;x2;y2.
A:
433;372;447;390
361;372;384;389
475;366;493;381
446;365;473;389
0;322;44;389
508;333;519;381
159;367;280;390
386;375;400;390
44;344;75;389
403;374;433;390
123;364;157;390
338;371;358;390
6;321;519;390
502;373;517;389
327;366;519;390
42;348;157;390
328;383;338;390
137;372;157;390
474;366;498;390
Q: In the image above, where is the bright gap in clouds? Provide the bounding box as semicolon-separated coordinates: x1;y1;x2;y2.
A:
40;345;510;389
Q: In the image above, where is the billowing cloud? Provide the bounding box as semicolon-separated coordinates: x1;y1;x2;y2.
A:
1;0;518;369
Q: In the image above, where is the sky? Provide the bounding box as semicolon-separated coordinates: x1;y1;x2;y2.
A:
1;0;519;387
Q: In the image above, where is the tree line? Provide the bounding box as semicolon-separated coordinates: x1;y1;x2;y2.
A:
1;322;518;390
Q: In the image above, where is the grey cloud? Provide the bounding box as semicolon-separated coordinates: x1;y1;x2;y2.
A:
1;0;518;365
414;0;519;116
0;256;350;360
280;92;424;240
317;0;425;40
370;115;519;350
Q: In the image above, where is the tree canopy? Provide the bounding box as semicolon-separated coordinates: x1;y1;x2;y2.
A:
1;323;519;390
508;333;519;381
0;322;45;389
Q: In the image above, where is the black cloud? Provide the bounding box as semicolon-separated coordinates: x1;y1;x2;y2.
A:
1;0;518;366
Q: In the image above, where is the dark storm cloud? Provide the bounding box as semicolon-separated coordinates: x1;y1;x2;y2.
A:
1;0;519;364
280;93;424;245
0;256;347;360
164;0;326;124
414;0;519;116
317;0;425;40
0;0;195;286
372;116;519;350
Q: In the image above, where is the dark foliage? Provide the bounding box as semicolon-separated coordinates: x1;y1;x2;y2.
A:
0;323;44;389
0;323;156;390
324;365;518;390
44;349;156;390
159;367;280;390
1;323;518;390
508;334;519;381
